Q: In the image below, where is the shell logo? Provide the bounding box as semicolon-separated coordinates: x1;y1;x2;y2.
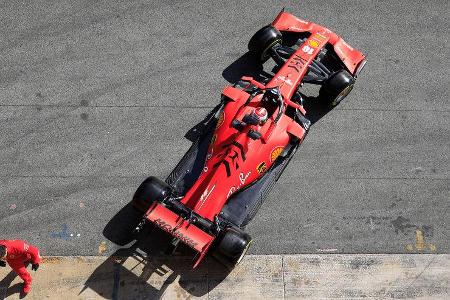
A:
270;146;284;162
216;111;225;129
308;39;319;48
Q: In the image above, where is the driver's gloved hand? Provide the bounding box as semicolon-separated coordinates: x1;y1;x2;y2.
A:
0;261;6;267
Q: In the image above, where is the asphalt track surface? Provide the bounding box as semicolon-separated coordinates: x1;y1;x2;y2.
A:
0;0;448;256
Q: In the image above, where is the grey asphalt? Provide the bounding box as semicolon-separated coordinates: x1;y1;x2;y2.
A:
0;0;448;256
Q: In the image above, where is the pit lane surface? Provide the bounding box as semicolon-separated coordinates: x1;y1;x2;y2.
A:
0;0;448;256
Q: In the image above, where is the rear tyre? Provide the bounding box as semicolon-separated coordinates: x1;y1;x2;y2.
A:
319;70;355;106
132;176;171;213
212;227;252;269
248;25;282;62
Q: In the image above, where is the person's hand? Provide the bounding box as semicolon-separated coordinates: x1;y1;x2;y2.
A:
0;261;6;267
31;263;39;271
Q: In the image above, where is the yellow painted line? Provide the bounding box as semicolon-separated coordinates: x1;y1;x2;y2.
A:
406;228;437;252
416;229;425;251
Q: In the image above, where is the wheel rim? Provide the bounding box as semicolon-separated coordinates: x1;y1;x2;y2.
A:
332;84;354;106
236;240;252;264
261;39;281;61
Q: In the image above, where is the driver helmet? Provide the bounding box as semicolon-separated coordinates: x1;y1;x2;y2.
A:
253;107;268;125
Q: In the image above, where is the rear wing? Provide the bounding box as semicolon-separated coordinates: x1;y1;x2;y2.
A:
145;202;215;268
272;10;366;76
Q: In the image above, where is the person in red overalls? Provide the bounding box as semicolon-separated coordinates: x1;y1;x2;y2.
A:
0;240;41;295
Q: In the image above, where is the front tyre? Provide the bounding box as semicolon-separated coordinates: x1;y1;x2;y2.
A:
212;227;252;269
320;70;355;106
248;25;282;62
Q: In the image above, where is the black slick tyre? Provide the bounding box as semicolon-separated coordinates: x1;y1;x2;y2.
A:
212;227;252;269
132;176;171;213
248;25;282;62
319;70;355;106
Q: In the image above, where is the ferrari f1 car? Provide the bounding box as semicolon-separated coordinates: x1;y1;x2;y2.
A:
131;10;366;268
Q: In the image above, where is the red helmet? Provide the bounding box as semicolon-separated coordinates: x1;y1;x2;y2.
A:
254;107;268;124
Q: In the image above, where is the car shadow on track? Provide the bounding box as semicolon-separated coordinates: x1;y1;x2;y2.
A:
222;51;336;126
81;203;230;299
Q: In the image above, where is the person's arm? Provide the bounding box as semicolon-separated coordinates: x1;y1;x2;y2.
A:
23;242;41;265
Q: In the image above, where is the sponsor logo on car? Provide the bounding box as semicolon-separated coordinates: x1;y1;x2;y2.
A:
154;218;198;249
308;39;319;48
270;146;284;162
216;111;225;129
197;183;216;209
239;171;250;184
287;54;307;73
227;171;251;198
256;162;267;174
312;33;326;41
302;45;315;55
277;75;293;86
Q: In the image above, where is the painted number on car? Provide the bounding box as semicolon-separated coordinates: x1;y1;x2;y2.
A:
302;45;314;55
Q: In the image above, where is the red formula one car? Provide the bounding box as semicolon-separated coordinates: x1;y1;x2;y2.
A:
131;10;366;268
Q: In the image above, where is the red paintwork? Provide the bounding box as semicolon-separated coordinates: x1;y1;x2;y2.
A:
272;11;366;75
179;89;306;221
146;202;214;253
144;11;365;267
267;30;329;100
